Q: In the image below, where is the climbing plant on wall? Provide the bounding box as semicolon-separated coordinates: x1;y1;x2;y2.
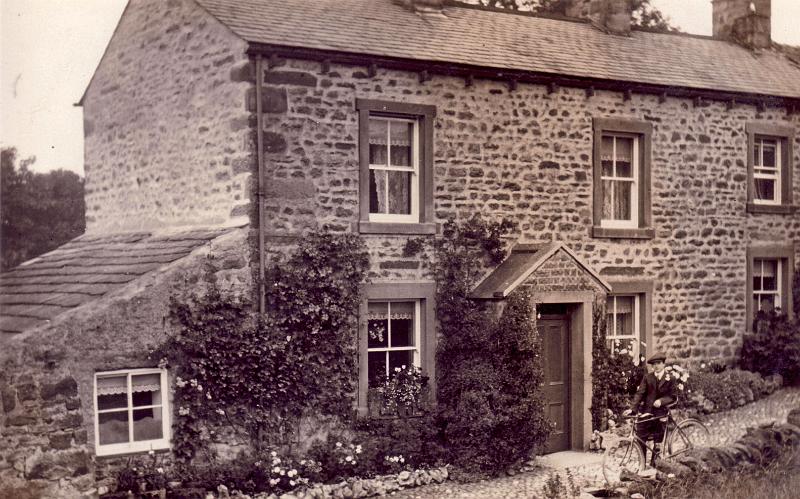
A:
430;216;551;475
154;232;369;461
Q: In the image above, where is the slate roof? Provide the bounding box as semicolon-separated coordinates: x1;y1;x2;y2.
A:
470;243;611;299
195;0;800;100
0;228;230;336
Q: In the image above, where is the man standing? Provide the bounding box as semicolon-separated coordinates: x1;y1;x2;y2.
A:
623;352;677;465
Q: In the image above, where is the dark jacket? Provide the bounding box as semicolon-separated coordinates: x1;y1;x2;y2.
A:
630;371;678;416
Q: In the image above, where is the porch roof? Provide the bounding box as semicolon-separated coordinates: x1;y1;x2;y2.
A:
470;242;611;300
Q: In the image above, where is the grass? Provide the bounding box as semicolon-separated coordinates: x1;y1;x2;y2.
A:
645;446;800;499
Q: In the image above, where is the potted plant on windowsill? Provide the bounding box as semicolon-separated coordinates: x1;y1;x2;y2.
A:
368;365;429;419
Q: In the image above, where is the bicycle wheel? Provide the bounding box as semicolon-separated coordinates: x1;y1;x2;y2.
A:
667;418;710;458
602;438;645;485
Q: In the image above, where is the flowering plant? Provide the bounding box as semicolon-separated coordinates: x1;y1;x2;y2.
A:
663;364;690;392
383;453;408;473
377;365;427;416
257;450;321;493
115;450;169;493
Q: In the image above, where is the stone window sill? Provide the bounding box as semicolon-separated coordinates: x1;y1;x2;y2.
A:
357;221;437;235
592;226;655;240
746;203;796;215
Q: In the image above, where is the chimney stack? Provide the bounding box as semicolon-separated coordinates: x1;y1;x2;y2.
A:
712;0;772;49
567;0;633;36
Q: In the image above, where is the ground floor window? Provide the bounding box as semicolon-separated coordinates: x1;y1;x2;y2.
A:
367;300;421;387
94;368;170;456
606;294;642;360
752;258;782;314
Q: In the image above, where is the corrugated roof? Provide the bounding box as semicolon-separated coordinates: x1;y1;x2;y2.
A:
470;243;611;299
194;0;800;99
0;228;231;336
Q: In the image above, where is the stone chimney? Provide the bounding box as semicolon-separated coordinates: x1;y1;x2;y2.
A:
712;0;771;49
567;0;633;36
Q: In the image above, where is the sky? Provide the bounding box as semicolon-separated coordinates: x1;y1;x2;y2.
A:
1;0;799;176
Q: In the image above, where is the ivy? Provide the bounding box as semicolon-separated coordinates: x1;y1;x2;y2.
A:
154;232;369;461
431;216;550;475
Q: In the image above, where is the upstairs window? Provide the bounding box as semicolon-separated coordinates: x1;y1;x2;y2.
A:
600;134;639;228
368;118;419;222
592;118;654;239
746;123;794;214
356;99;436;235
752;138;781;205
94;368;170;456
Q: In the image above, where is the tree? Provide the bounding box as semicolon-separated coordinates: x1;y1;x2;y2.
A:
474;0;676;32
1;147;85;271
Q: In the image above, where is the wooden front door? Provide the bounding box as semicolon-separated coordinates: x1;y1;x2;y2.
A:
540;315;571;452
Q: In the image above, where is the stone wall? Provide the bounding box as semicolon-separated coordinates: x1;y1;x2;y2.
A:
0;229;251;497
256;57;800;364
81;0;254;233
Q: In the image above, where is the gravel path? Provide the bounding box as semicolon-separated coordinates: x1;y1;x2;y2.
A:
382;387;800;499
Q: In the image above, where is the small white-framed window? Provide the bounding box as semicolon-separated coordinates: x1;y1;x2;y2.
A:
753;137;782;205
367;117;420;223
366;300;421;387
606;294;642;360
94;368;170;456
600;134;639;229
753;259;782;313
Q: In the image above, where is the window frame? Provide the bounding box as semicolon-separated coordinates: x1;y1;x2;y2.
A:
592;118;654;239
366;300;422;384
745;122;795;214
358;283;436;417
605;280;654;364
93;368;171;457
746;245;795;331
599;133;640;229
356;99;436;235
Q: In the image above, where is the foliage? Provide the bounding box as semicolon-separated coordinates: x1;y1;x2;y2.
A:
178;450;322;495
114;452;169;493
154;232;369;461
542;470;580;499
685;368;781;414
433;216;550;475
353;415;448;475
740;309;800;384
469;0;676;32
375;365;428;416
1;147;85;270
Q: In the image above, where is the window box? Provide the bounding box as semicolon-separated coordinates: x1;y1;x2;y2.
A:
745;122;795;214
94;368;170;456
592;118;653;240
356;99;435;233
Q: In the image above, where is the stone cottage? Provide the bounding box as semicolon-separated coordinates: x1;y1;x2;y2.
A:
1;0;798;494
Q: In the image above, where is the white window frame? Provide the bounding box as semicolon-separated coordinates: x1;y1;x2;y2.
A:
600;133;639;229
94;368;170;456
367;116;420;224
606;294;641;359
753;137;782;206
366;300;422;381
753;258;783;313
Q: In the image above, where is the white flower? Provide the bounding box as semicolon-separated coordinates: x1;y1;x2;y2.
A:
335;442;342;448
271;451;278;457
288;469;297;477
701;363;707;369
148;450;155;455
269;478;280;486
206;392;212;400
355;445;362;454
273;458;281;465
197;384;203;391
178;406;190;416
190;379;198;387
157;467;164;474
286;335;292;342
300;460;307;465
279;469;285;476
394;367;401;373
215;408;225;416
176;377;187;388
272;466;281;474
290;480;296;487
678;383;685;390
345;456;352;462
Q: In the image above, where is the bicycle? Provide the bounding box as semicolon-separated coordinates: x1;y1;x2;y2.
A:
602;404;710;484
